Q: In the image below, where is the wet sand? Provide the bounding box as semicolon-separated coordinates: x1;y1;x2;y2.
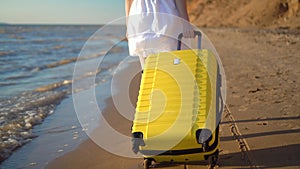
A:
46;28;300;169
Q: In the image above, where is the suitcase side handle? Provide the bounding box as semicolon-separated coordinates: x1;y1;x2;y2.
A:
177;31;202;50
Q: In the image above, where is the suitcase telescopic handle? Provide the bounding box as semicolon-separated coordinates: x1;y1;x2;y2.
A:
177;31;202;50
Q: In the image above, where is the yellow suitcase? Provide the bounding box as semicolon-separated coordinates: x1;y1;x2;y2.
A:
132;32;223;169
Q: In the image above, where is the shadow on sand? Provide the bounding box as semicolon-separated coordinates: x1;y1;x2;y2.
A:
151;144;300;169
219;143;300;169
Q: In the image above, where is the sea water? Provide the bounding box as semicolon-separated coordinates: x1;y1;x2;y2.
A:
0;24;130;168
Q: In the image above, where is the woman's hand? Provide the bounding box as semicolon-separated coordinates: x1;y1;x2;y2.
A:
175;0;195;38
183;23;195;38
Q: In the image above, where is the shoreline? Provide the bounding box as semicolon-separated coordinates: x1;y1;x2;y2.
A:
46;59;143;169
0;90;67;162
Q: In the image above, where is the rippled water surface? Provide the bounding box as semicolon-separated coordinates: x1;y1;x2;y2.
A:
0;24;129;168
0;25;126;98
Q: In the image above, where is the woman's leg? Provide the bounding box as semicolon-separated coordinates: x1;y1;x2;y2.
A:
138;55;145;70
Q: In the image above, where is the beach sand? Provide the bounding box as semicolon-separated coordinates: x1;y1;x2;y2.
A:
45;27;300;169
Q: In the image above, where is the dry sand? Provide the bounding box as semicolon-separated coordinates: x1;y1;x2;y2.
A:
205;28;300;168
188;0;300;29
45;27;300;169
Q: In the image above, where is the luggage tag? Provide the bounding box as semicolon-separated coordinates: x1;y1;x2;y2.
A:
173;58;181;65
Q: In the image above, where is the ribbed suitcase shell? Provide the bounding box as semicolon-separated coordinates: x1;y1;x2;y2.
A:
132;49;219;162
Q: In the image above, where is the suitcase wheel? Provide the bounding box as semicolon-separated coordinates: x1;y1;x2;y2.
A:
202;141;209;152
184;163;188;169
143;159;152;169
132;132;145;153
208;150;219;169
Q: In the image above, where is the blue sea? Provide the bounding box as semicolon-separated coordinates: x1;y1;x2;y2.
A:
0;24;128;97
0;24;132;169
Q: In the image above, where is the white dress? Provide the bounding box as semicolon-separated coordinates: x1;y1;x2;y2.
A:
127;0;192;64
